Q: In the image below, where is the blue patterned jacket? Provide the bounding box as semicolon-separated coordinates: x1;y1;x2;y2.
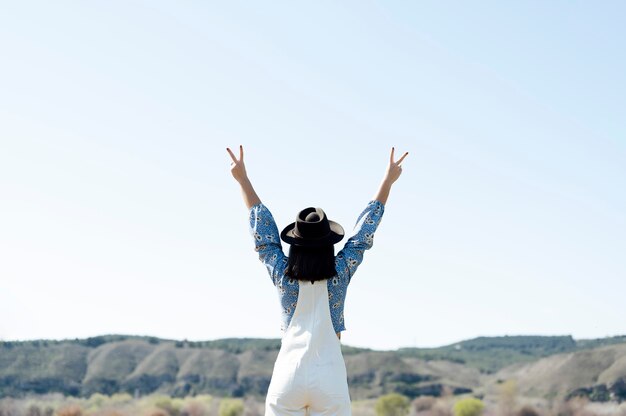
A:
249;200;385;334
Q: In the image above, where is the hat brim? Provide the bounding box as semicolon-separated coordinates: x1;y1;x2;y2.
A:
280;221;344;246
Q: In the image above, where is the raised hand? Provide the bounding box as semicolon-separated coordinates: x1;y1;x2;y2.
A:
385;147;409;184
227;144;261;209
226;144;248;184
373;146;408;205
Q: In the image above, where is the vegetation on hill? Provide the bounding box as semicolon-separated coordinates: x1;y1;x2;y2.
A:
397;335;626;373
0;334;373;355
490;342;626;403
1;334;625;402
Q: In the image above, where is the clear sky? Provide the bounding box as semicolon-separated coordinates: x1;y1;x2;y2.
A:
1;1;624;350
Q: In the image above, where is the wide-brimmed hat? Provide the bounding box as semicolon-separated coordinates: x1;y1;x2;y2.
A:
280;207;344;246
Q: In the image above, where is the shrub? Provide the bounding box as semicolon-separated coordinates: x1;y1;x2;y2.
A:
243;396;262;416
181;400;208;416
88;393;109;408
171;398;186;414
153;396;182;416
431;400;454;416
453;397;484;416
218;399;244;416
56;405;83;416
147;410;169;416
375;393;410;416
180;395;213;416
516;405;540;416
27;404;42;416
498;379;518;416
413;396;436;412
109;393;133;405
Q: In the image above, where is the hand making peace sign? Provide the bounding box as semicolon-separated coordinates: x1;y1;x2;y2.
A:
226;144;408;208
385;147;409;184
226;144;248;184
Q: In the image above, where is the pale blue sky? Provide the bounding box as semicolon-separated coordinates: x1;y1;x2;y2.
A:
0;1;624;350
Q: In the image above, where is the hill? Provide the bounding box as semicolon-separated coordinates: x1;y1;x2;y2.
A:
484;342;626;402
398;335;626;373
1;334;625;402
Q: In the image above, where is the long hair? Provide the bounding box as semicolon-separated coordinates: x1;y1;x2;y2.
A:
286;244;337;283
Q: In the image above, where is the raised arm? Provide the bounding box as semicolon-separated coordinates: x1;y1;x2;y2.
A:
373;146;409;205
336;146;408;282
227;144;286;285
227;145;261;209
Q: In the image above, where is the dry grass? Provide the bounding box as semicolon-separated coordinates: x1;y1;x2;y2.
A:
0;393;625;416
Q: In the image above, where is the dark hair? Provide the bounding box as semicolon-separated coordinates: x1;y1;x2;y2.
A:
286;244;337;283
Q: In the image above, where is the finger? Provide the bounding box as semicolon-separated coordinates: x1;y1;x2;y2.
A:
226;147;238;163
396;151;409;165
390;147;395;163
239;144;244;161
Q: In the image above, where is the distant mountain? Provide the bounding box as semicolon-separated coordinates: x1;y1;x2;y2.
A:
1;334;625;402
486;342;626;403
398;334;626;373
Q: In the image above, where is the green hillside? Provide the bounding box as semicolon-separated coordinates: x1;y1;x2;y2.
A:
1;334;625;401
397;335;626;373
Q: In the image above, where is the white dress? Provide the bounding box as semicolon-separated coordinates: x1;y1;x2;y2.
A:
265;279;351;416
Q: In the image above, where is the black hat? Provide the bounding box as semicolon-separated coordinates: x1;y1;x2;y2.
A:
281;207;344;246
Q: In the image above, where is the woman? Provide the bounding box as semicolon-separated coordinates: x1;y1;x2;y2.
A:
226;145;408;416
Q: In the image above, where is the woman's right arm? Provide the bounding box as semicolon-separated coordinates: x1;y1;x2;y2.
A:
227;145;287;285
249;202;287;286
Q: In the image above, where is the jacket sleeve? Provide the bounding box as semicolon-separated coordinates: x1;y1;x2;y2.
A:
335;200;385;283
249;202;287;286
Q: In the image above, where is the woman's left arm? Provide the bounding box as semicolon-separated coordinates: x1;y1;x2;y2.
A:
227;145;261;209
336;146;408;283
